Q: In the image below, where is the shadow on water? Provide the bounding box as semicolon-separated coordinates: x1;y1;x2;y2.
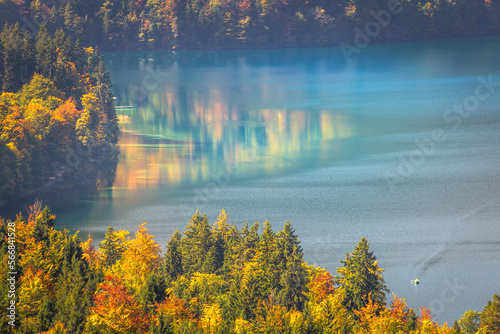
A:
0;149;119;227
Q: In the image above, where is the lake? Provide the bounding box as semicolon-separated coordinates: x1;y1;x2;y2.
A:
6;36;500;324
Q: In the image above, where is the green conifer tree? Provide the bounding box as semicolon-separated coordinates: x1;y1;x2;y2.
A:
33;206;56;243
335;237;389;311
20;30;36;86
254;220;279;293
99;226;126;266
164;230;183;281
180;210;212;275
90;60;119;144
138;270;167;312
35;26;56;79
276;222;307;311
54;234;93;334
1;23;23;92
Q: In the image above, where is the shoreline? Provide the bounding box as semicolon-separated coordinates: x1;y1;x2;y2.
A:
99;31;500;53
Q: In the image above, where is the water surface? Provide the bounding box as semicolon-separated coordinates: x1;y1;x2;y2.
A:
8;37;500;324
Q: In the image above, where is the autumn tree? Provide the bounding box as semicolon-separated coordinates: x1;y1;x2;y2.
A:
86;274;150;333
307;270;335;304
309;287;355;333
151;296;196;333
112;223;162;292
481;294;500;333
458;310;481;334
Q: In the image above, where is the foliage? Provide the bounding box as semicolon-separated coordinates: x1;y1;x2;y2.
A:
0;0;499;51
335;237;389;311
480;294;500;333
0;25;119;204
458;310;481;334
0;206;496;333
87;274;150;333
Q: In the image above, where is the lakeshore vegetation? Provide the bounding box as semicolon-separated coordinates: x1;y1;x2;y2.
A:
0;24;119;204
0;0;500;51
1;1;500;333
0;206;499;333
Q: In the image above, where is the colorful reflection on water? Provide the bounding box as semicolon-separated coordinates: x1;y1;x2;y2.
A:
110;58;356;191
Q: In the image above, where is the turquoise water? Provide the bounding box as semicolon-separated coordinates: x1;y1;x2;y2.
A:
9;37;500;324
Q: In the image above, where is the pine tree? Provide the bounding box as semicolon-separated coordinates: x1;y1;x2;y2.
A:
0;30;4;90
335;237;389;312
180;210;213;275
276;221;303;262
138;270;167;312
164;229;183;281
201;243;223;274
63;2;76;32
1;23;23;92
255;220;276;269
99;226;127;266
223;221;259;273
35;26;56;79
54;234;94;334
276;222;307;311
37;295;56;332
33;206;56;243
20;30;36;85
90;60;119;144
254;220;279;292
481;294;500;333
53;29;77;97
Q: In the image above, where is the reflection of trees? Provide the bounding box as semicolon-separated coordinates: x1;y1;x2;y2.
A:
90;144;120;192
108;50;355;190
113;98;353;190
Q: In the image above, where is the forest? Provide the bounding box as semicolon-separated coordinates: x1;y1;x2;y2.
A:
0;206;499;333
0;0;499;51
0;23;119;205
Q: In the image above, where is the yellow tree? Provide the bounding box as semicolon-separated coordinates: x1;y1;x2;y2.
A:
310;287;355;333
354;294;418;333
76;92;99;146
80;233;102;269
112;223;162;292
151;296;197;332
13;214;36;257
213;209;231;241
40;321;67;334
200;303;223;334
416;307;451;334
18;266;52;331
252;298;305;333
